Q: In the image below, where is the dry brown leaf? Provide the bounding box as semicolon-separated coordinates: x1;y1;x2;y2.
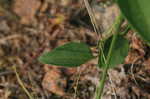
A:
12;0;41;24
42;68;67;96
42;64;77;96
131;36;145;55
125;51;140;64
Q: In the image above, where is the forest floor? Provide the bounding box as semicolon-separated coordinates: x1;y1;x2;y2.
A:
0;0;150;99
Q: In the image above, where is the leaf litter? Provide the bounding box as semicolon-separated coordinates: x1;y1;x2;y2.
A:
0;0;150;99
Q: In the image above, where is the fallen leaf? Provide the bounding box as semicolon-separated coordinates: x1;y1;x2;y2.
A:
131;36;145;55
125;51;140;64
42;68;67;96
12;0;41;24
49;14;66;25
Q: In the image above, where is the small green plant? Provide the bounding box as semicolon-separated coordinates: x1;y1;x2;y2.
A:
38;0;150;99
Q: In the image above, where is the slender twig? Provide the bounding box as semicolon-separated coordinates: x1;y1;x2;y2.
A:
120;24;131;35
0;34;23;44
130;58;140;86
74;69;82;99
83;0;107;70
83;0;102;37
0;71;14;76
13;66;34;99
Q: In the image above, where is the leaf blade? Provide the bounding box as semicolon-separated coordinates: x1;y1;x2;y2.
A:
117;0;150;43
99;36;129;68
38;42;94;67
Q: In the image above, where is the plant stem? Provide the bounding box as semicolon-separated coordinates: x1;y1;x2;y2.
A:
96;14;124;99
13;66;34;99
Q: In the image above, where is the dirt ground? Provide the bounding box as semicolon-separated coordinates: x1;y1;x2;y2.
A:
0;0;150;99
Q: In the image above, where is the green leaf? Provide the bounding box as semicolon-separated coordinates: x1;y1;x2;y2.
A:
38;42;94;67
99;36;129;68
116;0;150;43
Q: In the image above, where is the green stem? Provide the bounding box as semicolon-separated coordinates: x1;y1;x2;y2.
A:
96;14;124;99
120;24;131;35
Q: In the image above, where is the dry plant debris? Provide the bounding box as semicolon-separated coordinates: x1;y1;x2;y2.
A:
12;0;41;24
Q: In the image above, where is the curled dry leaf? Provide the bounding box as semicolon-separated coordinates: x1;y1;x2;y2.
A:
131;36;145;55
42;64;77;96
42;67;67;96
125;51;140;64
12;0;41;24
